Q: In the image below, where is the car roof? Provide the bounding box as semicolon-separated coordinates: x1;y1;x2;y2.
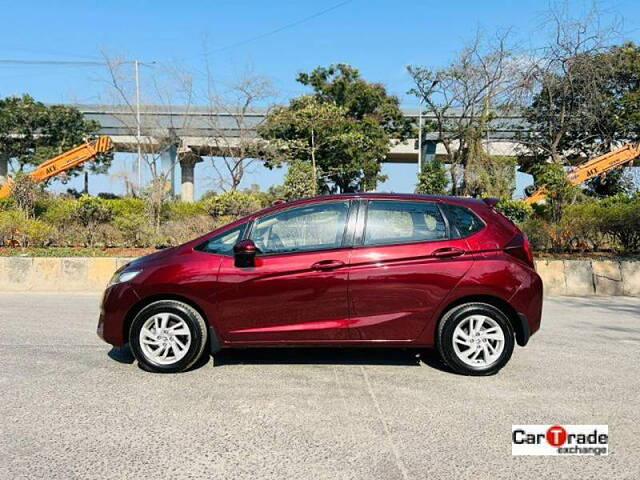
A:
252;192;487;218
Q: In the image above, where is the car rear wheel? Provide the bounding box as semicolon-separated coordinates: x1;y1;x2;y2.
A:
129;300;208;373
437;302;514;376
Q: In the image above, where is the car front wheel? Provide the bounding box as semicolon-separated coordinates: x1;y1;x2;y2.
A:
129;300;208;373
437;302;514;376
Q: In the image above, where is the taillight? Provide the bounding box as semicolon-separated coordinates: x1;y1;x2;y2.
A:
504;232;535;269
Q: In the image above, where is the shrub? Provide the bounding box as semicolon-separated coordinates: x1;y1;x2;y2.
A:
0;197;15;212
70;196;113;246
0;210;52;247
204;191;263;219
112;213;154;248
10;174;41;216
40;197;77;224
20;218;53;247
495;199;533;223
97;192;121;200
104;197;146;217
598;195;640;252
165;200;208;219
162;215;217;246
72;196;113;227
564;201;607;251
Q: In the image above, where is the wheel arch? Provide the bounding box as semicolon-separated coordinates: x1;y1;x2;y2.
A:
437;294;528;347
123;293;220;352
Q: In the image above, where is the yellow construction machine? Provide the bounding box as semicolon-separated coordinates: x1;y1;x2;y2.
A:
0;136;113;198
524;142;640;204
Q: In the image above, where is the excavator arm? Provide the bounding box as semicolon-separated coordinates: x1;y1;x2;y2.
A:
0;136;113;199
524;142;640;204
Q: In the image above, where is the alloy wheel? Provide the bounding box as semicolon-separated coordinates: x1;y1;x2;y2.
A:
451;315;505;368
138;313;192;366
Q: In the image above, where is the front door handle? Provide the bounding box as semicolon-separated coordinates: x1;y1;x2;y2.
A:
431;247;466;258
311;260;345;271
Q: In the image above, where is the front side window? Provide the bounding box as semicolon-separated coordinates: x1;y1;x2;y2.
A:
364;200;447;246
250;201;350;254
196;224;244;255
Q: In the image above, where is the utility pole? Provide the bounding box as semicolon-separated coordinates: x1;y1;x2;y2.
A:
134;60;142;190
417;97;424;175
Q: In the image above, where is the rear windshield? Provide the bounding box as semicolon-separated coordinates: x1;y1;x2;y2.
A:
441;203;484;239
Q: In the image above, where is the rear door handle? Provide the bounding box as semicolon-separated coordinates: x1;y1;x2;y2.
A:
431;247;466;258
311;260;345;271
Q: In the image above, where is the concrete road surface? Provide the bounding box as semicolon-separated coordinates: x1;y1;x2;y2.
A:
1;293;639;479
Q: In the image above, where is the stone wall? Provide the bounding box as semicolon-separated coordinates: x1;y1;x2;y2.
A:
0;256;638;296
0;257;131;292
535;259;640;296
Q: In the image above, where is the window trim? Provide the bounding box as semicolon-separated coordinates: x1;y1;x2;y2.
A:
194;222;248;257
356;199;451;248
245;200;356;257
440;202;486;239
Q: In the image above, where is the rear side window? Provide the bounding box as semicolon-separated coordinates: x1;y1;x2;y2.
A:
441;203;484;239
364;200;447;246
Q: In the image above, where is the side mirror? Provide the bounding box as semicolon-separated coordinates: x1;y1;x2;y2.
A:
233;239;257;268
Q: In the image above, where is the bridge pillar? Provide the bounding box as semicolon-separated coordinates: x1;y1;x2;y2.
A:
179;151;203;202
0;154;8;185
160;144;177;196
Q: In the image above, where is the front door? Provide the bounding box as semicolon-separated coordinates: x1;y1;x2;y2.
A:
216;200;353;344
348;199;473;341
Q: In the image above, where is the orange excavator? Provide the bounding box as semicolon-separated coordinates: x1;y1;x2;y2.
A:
0;136;113;198
524;142;640;204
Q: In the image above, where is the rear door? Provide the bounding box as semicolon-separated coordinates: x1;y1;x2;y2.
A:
347;199;474;341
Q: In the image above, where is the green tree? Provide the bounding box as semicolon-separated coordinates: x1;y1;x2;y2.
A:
516;13;639;195
408;32;519;195
532;163;582;222
464;155;516;198
0;95;111;186
415;158;448;194
259;95;388;193
260;64;412;192
283;160;316;200
297;64;413;139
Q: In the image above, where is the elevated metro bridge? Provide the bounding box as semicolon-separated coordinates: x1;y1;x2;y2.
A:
0;104;528;201
76;104;525;162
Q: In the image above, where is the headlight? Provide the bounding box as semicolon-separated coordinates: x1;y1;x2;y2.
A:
108;269;142;287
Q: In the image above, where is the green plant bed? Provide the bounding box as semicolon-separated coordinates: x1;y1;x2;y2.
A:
0;247;155;257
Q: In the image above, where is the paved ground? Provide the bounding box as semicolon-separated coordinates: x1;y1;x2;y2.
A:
1;294;639;479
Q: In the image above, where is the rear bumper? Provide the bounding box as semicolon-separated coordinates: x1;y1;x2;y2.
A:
509;270;543;346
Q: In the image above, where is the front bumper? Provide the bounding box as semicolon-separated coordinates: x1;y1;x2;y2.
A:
97;283;140;347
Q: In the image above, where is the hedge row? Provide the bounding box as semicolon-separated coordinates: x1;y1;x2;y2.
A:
497;194;640;253
0;191;273;249
1;191;639;253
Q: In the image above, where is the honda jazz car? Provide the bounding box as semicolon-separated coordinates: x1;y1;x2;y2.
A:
98;193;543;375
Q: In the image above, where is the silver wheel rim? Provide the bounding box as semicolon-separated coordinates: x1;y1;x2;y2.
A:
452;315;505;368
139;313;192;366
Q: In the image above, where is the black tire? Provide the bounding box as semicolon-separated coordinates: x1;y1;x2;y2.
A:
437;302;514;376
129;300;208;373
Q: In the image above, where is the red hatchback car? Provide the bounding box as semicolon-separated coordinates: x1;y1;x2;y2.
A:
98;193;542;375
